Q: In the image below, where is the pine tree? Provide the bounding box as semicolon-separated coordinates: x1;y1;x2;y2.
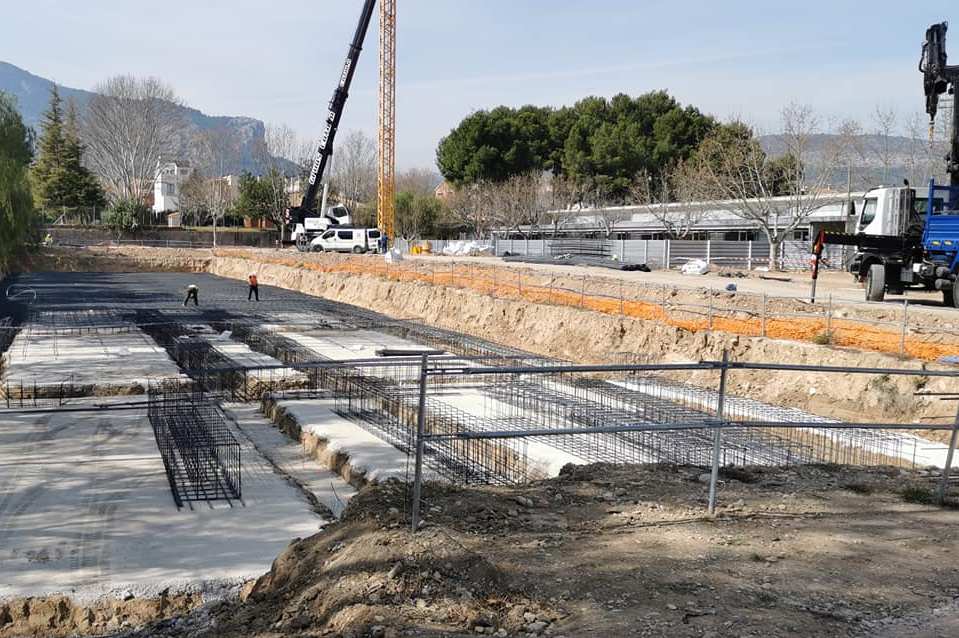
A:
31;85;70;210
63;99;105;210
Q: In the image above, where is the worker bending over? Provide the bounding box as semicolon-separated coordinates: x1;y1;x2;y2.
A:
183;284;199;306
248;273;259;301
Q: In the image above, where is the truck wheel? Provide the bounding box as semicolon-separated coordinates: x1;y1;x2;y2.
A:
946;281;959;308
311;245;324;253
865;264;886;302
352;245;366;254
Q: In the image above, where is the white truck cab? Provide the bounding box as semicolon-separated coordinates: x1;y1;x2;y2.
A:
290;204;353;245
309;227;382;254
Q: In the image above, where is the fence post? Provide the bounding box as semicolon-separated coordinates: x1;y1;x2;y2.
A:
706;239;711;265
747;240;753;270
707;295;713;332
411;354;429;532
643;239;649;265
826;294;832;334
708;350;729;515
580;275;587;307
938;401;959;505
661;284;668;318
900;300;909;357
665;240;671;270
621;235;626;261
761;293;767;337
548;278;554;305
620;280;624;315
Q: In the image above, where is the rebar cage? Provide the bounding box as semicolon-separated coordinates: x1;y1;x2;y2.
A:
147;380;241;507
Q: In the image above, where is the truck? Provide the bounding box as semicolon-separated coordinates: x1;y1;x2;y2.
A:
285;0;377;252
309;227;382;254
818;22;959;307
290;204;352;249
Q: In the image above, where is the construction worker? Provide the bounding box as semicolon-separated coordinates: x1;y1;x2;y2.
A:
247;273;259;301
183;284;199;306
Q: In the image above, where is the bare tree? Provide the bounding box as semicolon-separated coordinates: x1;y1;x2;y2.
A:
396;167;441;196
694;104;845;270
447;182;499;239
630;164;708;238
543;174;582;237
82;75;183;203
903;111;949;187
192;130;235;228
869;105;899;184
330;129;376;207
256;123;310;241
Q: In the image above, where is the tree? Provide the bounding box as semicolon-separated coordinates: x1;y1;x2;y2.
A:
394;191;443;241
30;86;69;211
32;88;106;219
630;163;708;239
0;92;35;269
396;167;441;196
436;105;551;185
330;129;377;207
187;130;235;228
63;99;106;213
693;104;845;270
232;172;272;223
102;199;145;239
83;75;183;203
869;105;898;184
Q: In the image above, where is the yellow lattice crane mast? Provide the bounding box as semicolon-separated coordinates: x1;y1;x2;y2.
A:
377;0;397;241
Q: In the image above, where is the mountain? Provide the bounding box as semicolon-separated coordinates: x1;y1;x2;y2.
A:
0;61;290;176
759;133;948;188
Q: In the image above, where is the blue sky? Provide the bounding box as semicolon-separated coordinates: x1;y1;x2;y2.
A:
1;1;956;169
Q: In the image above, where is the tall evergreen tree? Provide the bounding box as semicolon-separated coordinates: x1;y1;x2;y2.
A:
31;85;69;210
63;99;105;209
31;87;105;214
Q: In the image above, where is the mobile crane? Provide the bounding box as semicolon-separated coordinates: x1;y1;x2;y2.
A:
288;0;377;251
815;22;959;307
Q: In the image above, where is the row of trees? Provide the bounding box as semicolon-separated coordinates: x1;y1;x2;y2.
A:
436;92;718;200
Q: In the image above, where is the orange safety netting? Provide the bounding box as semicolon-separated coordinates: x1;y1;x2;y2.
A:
217;250;959;362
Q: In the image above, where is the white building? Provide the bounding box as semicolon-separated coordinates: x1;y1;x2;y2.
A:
153;160;193;214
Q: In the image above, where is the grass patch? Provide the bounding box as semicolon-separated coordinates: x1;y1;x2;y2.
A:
901;485;936;505
812;330;834;345
841;482;873;495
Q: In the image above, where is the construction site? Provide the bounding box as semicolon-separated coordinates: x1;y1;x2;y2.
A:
5;2;959;637
0;245;956;638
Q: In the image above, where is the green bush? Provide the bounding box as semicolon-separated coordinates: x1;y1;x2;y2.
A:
102;199;147;239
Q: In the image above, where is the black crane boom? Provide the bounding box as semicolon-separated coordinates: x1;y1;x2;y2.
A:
291;0;376;222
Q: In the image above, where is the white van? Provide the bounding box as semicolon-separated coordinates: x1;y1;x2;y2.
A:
310;228;382;254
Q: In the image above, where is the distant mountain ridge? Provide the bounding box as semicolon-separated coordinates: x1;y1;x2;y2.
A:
0;61;286;176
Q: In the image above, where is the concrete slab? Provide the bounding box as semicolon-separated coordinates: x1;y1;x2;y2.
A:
279;399;419;483
277;329;441;361
222;403;356;517
0;398;324;601
2;327;183;391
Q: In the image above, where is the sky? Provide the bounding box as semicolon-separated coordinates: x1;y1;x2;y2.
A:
2;1;957;170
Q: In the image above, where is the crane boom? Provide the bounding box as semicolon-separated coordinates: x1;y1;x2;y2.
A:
921;21;959;186
295;0;377;218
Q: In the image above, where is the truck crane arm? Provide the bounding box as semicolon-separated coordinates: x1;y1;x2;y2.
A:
288;0;377;227
921;22;959;186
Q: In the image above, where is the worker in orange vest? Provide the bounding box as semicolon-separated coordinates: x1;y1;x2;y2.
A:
247;273;259;301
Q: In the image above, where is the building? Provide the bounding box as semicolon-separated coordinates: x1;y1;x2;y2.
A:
434;180;455;201
153;160;193;214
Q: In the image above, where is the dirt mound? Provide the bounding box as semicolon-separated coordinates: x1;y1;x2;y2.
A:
0;591;201;638
115;463;959;637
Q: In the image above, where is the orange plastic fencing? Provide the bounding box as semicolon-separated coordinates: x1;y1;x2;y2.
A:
216;250;959;362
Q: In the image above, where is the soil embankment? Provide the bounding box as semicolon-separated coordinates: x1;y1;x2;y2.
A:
14;246;959;432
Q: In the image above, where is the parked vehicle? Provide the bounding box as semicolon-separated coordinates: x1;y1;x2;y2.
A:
309;227;381;254
818;22;959;307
